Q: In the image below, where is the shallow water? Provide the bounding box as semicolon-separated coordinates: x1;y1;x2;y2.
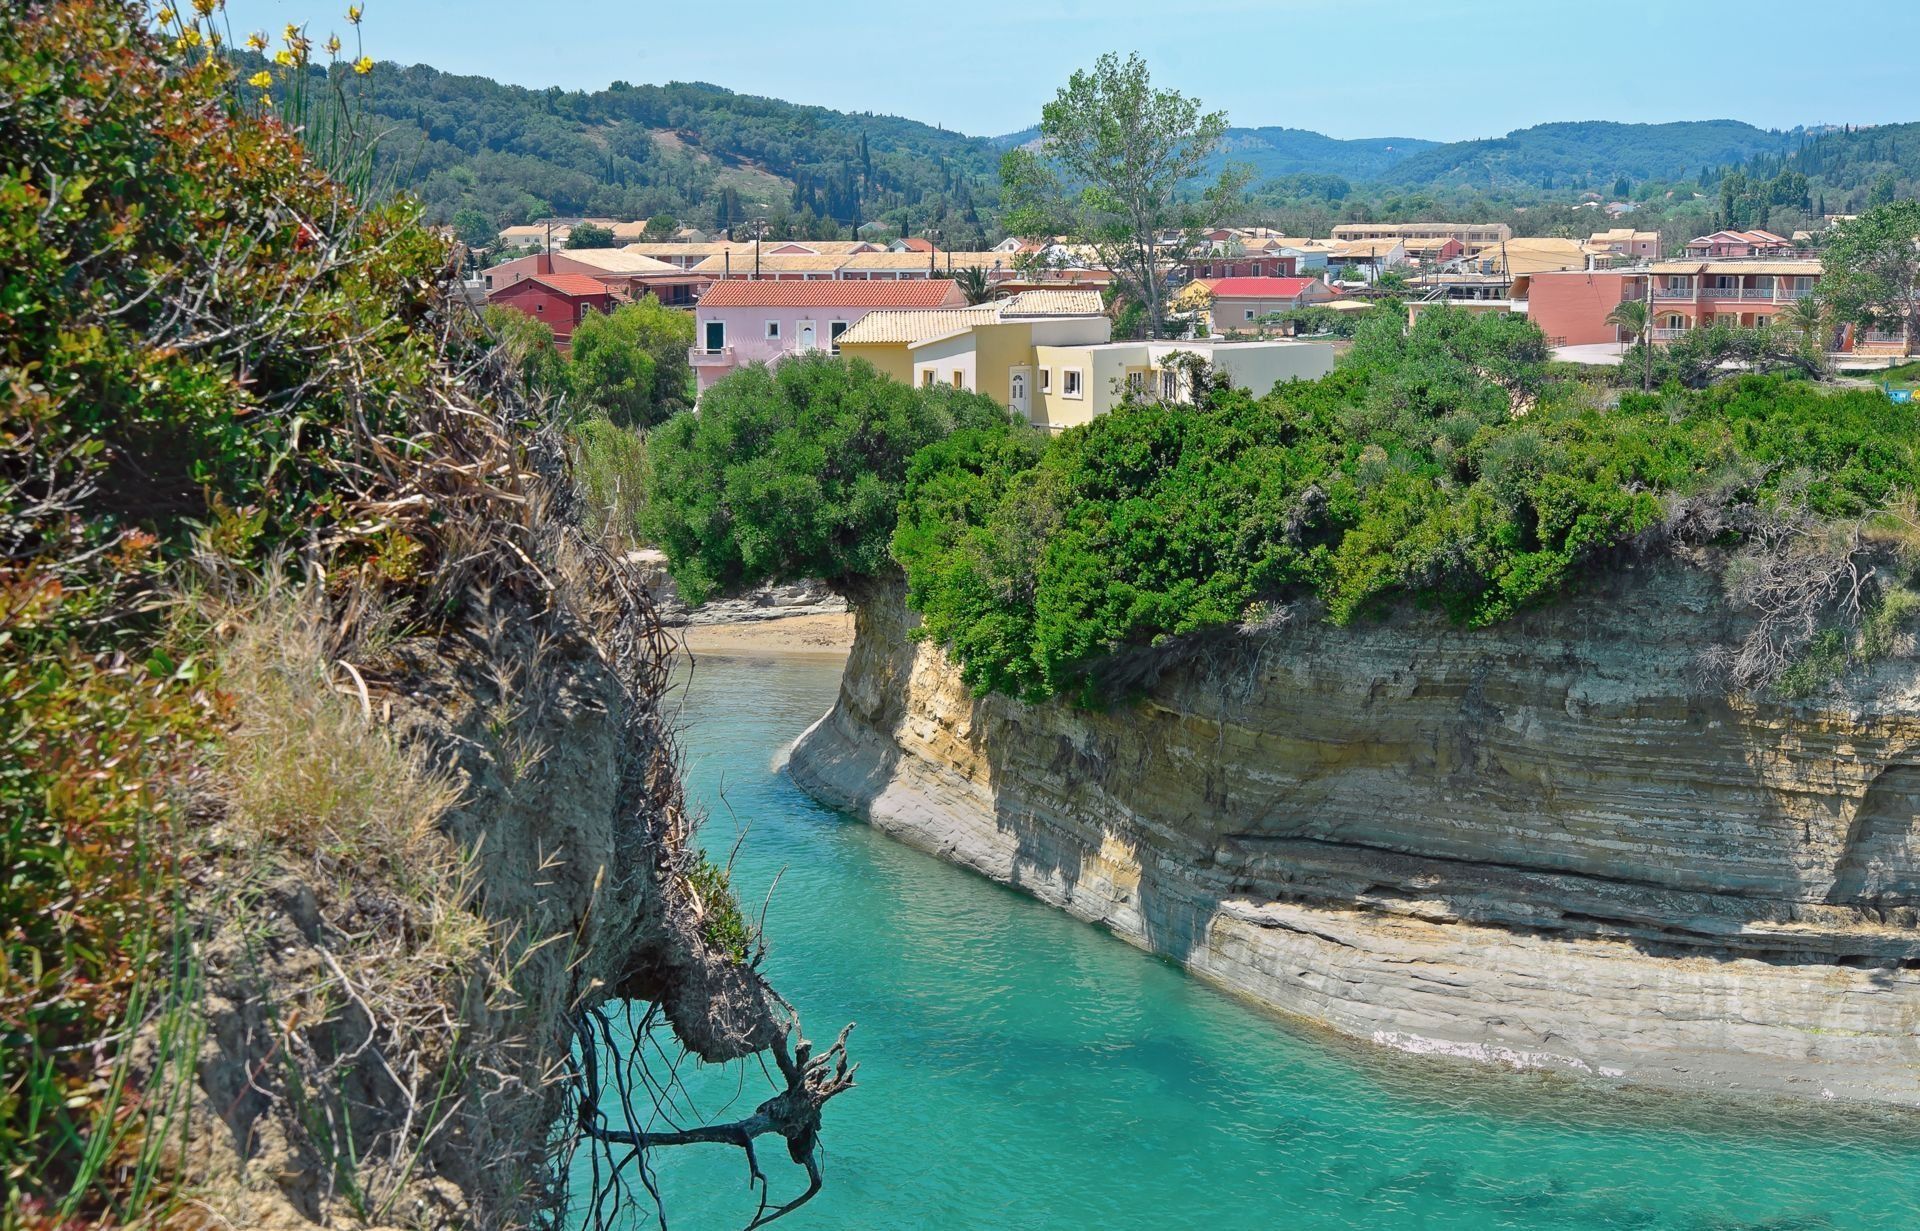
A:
575;651;1920;1230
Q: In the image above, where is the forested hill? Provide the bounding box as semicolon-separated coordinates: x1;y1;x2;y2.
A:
352;56;1876;238
1376;120;1795;191
360;62;1004;244
1716;123;1920;214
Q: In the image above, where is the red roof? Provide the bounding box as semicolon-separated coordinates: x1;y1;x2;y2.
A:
490;273;612;299
696;279;962;308
900;238;937;253
1203;276;1320;298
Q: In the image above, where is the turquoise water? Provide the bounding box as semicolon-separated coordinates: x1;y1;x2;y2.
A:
579;651;1920;1230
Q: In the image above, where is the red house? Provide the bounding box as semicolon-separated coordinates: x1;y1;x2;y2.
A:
486;273;615;347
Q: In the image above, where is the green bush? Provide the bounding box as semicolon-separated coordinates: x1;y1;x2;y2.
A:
893;307;1920;704
642;354;1014;604
567;298;695;428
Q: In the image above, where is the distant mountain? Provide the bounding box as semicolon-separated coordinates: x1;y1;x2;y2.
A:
1212;127;1436;182
1377;120;1796;190
989;123;1432;180
990;119;1795;194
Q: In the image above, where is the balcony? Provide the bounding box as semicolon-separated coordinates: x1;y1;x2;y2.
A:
1650;327;1690;342
1652;285;1695;300
688;346;736;367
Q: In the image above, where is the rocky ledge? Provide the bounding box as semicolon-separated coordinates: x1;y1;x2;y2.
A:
789;569;1920;1105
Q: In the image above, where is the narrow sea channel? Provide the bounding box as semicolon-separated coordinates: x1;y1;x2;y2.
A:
580;650;1920;1230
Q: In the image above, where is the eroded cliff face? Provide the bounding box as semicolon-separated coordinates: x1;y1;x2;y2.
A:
791;569;1920;1105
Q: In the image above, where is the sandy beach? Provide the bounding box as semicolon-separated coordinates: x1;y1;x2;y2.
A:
678;611;855;660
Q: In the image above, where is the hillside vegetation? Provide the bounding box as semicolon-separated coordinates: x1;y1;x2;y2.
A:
647;310;1920;708
3;6;847;1227
1378;120;1793;191
341;62;1001;241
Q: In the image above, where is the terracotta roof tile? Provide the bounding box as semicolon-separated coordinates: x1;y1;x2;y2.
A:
696;280;963;308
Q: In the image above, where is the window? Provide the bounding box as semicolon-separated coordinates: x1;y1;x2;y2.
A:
1038;368;1051;392
534;302;544;313
1251;263;1263;277
1245;309;1255;321
830;321;848;354
766;320;781;339
1063;369;1082;398
1127;371;1145;393
579;303;593;323
952;370;965;388
922;370;936;388
703;320;725;353
1161;369;1179;401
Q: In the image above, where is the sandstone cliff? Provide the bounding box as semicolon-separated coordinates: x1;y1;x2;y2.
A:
791;569;1920;1105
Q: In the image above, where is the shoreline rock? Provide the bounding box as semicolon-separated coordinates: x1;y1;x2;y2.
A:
789;569;1920;1107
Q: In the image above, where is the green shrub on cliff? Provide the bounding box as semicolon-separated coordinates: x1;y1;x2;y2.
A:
0;5;560;1220
893;309;1920;704
642;354;1014;603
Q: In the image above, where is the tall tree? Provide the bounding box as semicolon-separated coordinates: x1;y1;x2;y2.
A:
567;300;695;428
1000;53;1245;338
1820;202;1920;346
1604;297;1651;389
564;221;616;248
953;266;997;305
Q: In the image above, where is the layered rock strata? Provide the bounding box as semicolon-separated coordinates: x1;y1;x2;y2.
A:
790;570;1920;1104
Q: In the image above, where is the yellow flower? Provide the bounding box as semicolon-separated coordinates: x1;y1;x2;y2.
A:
347;5;362;23
246;30;267;50
284;22;299;39
156;7;176;23
178;26;201;46
352;55;373;75
325;34;341;55
248;70;272;88
192;0;217;15
273;48;293;66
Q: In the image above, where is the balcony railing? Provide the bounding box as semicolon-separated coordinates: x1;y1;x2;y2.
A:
1652;286;1695;300
688;346;736;366
1650;327;1690;341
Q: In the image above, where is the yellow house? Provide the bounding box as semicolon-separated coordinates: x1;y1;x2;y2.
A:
836;290;1111;415
1027;339;1336;432
840;291;1335;433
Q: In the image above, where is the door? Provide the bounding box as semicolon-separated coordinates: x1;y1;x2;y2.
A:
703;320;725;353
1009;368;1030;417
797;320;817;352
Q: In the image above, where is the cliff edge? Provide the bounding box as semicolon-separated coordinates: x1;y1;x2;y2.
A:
791;570;1920;1105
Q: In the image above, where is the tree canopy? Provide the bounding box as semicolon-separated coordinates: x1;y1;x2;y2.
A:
1000;53;1245;337
566;299;695;428
641;355;1013;603
1819;202;1920;343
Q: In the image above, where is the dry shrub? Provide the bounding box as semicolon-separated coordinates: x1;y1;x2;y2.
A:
219;590;461;881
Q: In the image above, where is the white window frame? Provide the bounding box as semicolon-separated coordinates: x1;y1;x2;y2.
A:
765;320;781;340
1063;368;1083;399
1245;309;1255;320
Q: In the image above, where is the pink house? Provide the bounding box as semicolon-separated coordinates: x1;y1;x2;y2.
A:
1526;270;1649;346
690;279;966;394
1683;229;1796;259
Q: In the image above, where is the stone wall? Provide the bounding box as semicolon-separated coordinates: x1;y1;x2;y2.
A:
790;568;1920;1105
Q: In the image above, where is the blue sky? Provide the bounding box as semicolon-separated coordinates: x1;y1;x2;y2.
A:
222;0;1920;141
